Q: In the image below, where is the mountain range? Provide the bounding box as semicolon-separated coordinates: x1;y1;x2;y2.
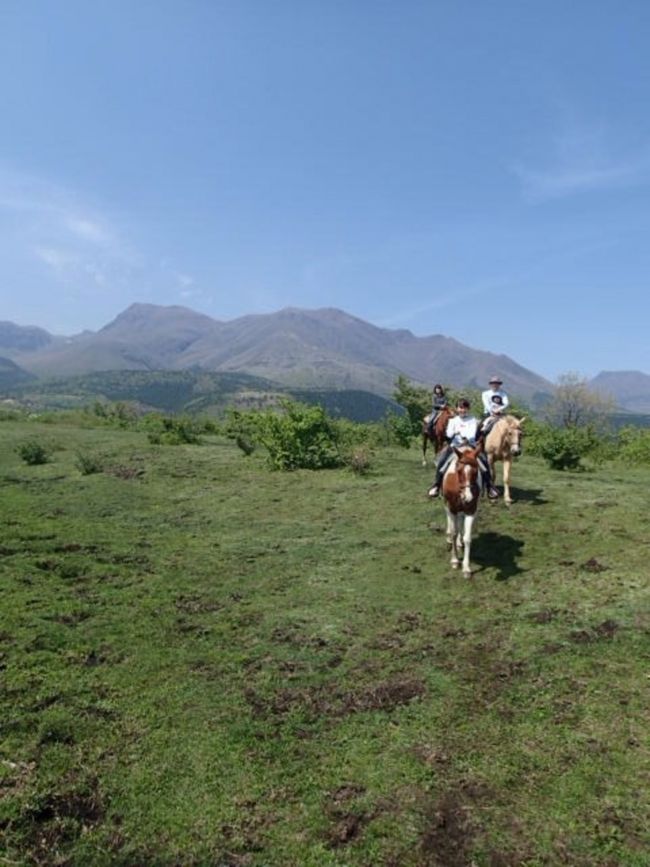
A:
0;303;648;412
0;303;553;402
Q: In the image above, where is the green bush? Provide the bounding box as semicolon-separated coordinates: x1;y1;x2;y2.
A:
258;400;343;470
75;450;104;475
92;400;139;428
223;408;261;444
141;414;201;445
385;411;413;448
535;425;600;471
16;440;50;465
617;426;650;464
335;418;376;450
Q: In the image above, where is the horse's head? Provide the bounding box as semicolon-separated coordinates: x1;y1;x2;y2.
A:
507;416;525;457
491;415;525;456
453;445;481;504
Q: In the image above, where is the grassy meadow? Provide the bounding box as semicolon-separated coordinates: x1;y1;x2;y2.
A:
0;416;648;865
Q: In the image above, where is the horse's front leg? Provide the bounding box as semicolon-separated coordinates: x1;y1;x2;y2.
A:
446;509;460;568
422;434;428;467
503;458;512;506
461;514;475;578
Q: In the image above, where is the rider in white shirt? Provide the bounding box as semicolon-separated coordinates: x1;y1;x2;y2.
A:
427;398;500;499
481;376;509;416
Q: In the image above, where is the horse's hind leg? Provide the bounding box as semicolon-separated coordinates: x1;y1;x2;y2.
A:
422;435;428;467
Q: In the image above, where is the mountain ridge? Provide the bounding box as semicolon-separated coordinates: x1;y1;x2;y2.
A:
0;302;616;406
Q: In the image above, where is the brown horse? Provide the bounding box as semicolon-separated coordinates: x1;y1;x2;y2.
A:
441;444;482;578
484;415;526;506
421;406;455;466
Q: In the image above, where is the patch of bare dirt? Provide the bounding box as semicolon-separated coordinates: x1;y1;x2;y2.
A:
52;543;99;554
580;557;607;573
105;464;144;479
175;593;222;614
18;772;105;864
369;633;405;650
419;791;475;866
570;619;619;643
528;608;560;624
324;783;370;849
270;623;332;648
244;676;426;722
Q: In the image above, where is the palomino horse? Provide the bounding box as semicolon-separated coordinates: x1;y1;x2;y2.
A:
483;415;526;506
421;406;455;466
441;445;482;578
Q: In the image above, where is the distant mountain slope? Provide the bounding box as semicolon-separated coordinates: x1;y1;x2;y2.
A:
9;304;223;375
0;321;54;352
0;356;37;391
590;370;650;413
2;303;554;403
8;369;402;422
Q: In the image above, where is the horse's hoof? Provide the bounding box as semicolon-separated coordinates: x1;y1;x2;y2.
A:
451;562;459;570
422;460;428;468
463;570;472;579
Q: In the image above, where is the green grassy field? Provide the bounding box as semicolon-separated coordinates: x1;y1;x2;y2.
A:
0;418;648;866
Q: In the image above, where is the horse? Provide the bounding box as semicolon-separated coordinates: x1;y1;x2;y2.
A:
483;414;526;506
441;444;482;578
421;406;455;466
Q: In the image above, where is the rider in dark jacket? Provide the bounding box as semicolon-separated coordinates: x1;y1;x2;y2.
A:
426;384;448;436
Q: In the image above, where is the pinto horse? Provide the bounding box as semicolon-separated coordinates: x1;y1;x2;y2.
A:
441;444;482;578
421;406;455;466
483;415;526;506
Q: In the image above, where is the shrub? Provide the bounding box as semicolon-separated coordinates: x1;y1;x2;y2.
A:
346;445;374;475
393;375;429;435
141;414;201;445
335;418;375;449
223;408;261;445
535;425;600;471
235;434;256;456
75;450;104;475
385;411;413;448
16;440;50;465
258;400;343;470
618;426;650;464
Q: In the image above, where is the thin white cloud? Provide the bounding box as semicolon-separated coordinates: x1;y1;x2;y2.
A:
66;216;112;244
34;245;78;272
513;123;650;201
380;282;496;329
0;165;197;313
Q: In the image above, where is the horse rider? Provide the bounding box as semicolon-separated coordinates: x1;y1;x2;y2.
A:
426;384;448;436
480;393;505;437
427;398;500;499
481;376;509;417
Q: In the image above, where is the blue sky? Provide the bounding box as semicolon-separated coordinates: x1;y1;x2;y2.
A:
1;0;649;381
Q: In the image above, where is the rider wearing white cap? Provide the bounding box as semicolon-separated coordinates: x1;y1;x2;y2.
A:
481;376;509;417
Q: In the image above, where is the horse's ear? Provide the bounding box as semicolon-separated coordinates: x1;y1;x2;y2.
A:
518;416;527;425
